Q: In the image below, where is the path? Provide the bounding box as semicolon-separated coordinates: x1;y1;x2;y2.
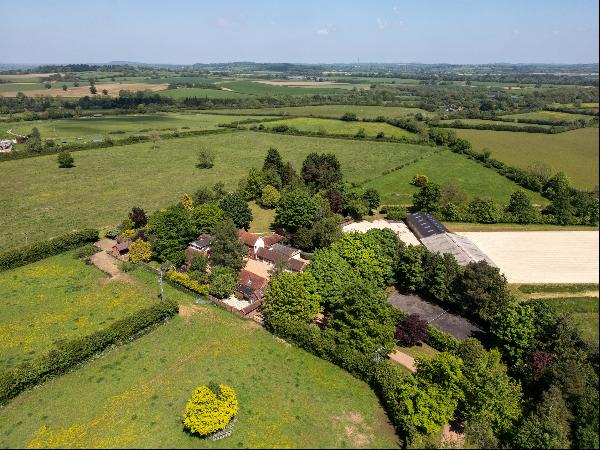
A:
388;350;416;372
90;239;132;283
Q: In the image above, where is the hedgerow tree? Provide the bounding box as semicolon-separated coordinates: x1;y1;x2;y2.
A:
274;189;316;231
219;192;252;229
147;206;196;266
412;183;441;213
182;384;239;437
262;272;321;324
506;190;537;224
209;219;246;272
128;239;152;263
27;127;42;153
467;197;501;223
191;203;224;234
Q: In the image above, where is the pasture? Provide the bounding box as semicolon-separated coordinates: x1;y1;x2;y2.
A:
0;83;169;97
0;274;399;448
453;128;599;190
0;131;434;250
437;118;552;129
499;110;593;122
159;88;254;99
262;117;417;139
363;149;547;205
0;250;159;371
536;296;599;346
219;80;349;96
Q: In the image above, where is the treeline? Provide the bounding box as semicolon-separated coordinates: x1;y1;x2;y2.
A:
432;119;577;134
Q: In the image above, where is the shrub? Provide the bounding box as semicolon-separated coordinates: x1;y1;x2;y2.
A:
182;384;238;437
72;244;100;260
119;261;135;272
0;229;98;272
166;270;209;295
259;185;281;208
385;206;407;220
128;239;152;263
341;112;358;121
411;175;429;187
57;151;75;168
129;207;148;228
355;128;367;138
196;148;215;169
396;314;428;346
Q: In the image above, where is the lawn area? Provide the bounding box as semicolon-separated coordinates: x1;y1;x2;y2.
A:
452;128;599;190
159;88;254;99
397;343;438;361
0;113;269;146
517;283;599;294
204;104;433;119
0;131;433;251
0;250;162;371
536;297;599;346
499;110;593;123
363;149;547;205
249;201;276;233
262;117;417;139
0;296;399;448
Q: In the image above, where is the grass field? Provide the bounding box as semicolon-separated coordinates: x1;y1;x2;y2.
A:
0;131;433;251
517;283;599;294
0;269;399;448
499;110;593;122
363;149;548;205
397;343;438;361
445;222;598;232
537;296;599;346
159;88;255;99
0;83;169;98
453;128;599;190
249;201;276;233
204;105;433;119
0;113;271;145
0;250;160;371
262;117;417;139
438;118;552;129
220;80;348;96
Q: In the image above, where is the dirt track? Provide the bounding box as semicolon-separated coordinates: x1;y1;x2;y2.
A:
459;231;599;283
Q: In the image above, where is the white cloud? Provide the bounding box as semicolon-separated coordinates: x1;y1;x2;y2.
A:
393;5;400;14
377;17;386;30
317;25;335;35
216;17;231;28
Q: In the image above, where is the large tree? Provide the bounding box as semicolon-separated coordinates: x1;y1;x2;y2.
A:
308;248;357;310
208;219;246;272
412;183;441;213
262;272;322;325
147;206;196;266
274;189;316;231
262;147;285;178
506;190;537;224
191;203;224;234
219;192;253;230
301;153;343;191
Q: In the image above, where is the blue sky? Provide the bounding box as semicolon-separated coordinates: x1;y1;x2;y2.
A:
1;0;598;64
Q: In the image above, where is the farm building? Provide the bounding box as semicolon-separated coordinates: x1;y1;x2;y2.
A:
238;230;284;257
0;140;13;152
405;212;448;239
420;233;496;267
255;247;307;272
235;269;268;302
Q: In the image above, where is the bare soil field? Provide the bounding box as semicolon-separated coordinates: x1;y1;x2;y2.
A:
0;82;168;97
459;231;600;283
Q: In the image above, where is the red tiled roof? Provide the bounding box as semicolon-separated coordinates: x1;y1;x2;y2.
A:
287;258;308;272
256;247;288;264
263;233;284;246
239;229;260;246
237;269;268;290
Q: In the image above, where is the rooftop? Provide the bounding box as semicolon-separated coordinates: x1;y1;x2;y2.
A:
420;233;496;267
406;212;448;239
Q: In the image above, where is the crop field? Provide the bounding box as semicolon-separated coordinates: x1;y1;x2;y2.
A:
0;131;433;250
159;87;255;99
0;83;169;97
363;149;547;205
453;128;599;190
254;80;359;89
0;82;78;93
437;118;553;129
537;296;599;346
0;273;399;448
0;251;159;371
499;110;593;122
262;117;417;139
204;104;433;119
0;113;271;145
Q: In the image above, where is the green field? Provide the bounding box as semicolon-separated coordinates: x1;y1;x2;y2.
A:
438;118;552;129
220;80;348;96
205;104;433;119
0;269;399;448
0;251;159;371
0;113;270;145
453;128;599;190
499;110;593;122
249;201;276;233
537;297;599;346
0;131;433;251
363;149;548;205
263;117;417;139
159;88;254;99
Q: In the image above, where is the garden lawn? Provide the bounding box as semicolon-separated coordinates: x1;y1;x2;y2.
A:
537;296;599;346
249;201;276;233
0;251;164;371
0;299;399;448
0;131;433;251
453;128;599;190
204;104;433;119
263;117;417;139
363;149;547;205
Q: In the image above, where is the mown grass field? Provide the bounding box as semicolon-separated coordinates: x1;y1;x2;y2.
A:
453;128;599;190
537;296;599;346
363;149;548;205
0;131;433;251
0;113;270;145
204;104;433;119
500;110;593;122
262;117;417;139
0;270;399;448
249;201;276;233
0;250;159;371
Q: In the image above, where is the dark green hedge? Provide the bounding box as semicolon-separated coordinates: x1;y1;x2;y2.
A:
0;299;178;406
0;229;99;272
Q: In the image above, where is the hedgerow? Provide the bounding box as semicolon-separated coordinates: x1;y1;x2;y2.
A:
166;270;209;295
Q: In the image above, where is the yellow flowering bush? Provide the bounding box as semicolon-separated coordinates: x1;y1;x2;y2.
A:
128;239;152;263
183;193;194;211
165;270;209;295
182;384;238;436
120;228;136;239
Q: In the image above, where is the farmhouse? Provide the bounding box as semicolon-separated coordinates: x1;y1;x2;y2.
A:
238;229;284;257
235;269;268;302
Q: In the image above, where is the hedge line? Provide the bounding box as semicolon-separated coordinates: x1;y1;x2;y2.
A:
433;121;573;134
0;229;99;272
0;299;178;406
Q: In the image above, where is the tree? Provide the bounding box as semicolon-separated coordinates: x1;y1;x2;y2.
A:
219;193;253;230
89;85;97;95
354;128;366;138
440;181;468;207
208;218;246;272
262;147;285;177
395;244;425;292
421;251;462;304
129;206;148;228
362;188;380;211
191;203;224;234
274;189;316;231
188;253;209;283
262;272;321;325
27;127;43;153
311;214;343;249
62;84;68;91
491;303;536;366
57;151;75;168
209;266;237;299
148;131;160;149
147;206;196;266
396;314;428;346
102;89;108;95
281;161;301;187
128;239;152;263
197;148;215;169
341;112;357;121
259;185;280;208
182;193;194;211
301;153;343;191
467;197;501;223
506;190;537;224
411;174;429;187
415;352;464;404
241;167;266;200
308;248;357;310
412;183;441;213
545;190;574;225
182;384;238;437
543;172;570;199
44;82;51;89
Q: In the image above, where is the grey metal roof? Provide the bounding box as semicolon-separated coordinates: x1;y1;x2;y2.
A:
406;212;448;239
420;233;496;267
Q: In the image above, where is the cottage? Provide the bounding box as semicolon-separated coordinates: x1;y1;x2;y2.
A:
0;140;13;153
185;233;212;263
238;230;284;257
111;237;131;257
270;243;301;259
235;269;268;302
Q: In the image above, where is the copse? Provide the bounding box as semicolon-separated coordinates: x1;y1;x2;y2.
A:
301;152;343;191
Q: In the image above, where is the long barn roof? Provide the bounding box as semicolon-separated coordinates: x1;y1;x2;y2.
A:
406;212;448;239
420;233;496;267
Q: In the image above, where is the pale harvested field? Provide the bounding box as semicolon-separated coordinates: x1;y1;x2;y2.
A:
0;82;168;97
459;231;599;283
255;80;352;87
343;219;421;246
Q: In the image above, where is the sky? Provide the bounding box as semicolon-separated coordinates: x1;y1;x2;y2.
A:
1;0;598;64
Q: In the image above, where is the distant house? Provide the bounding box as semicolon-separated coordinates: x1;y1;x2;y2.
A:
0;140;13;153
111;236;131;257
235;269;268;302
238;230;284;257
185;233;212;263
